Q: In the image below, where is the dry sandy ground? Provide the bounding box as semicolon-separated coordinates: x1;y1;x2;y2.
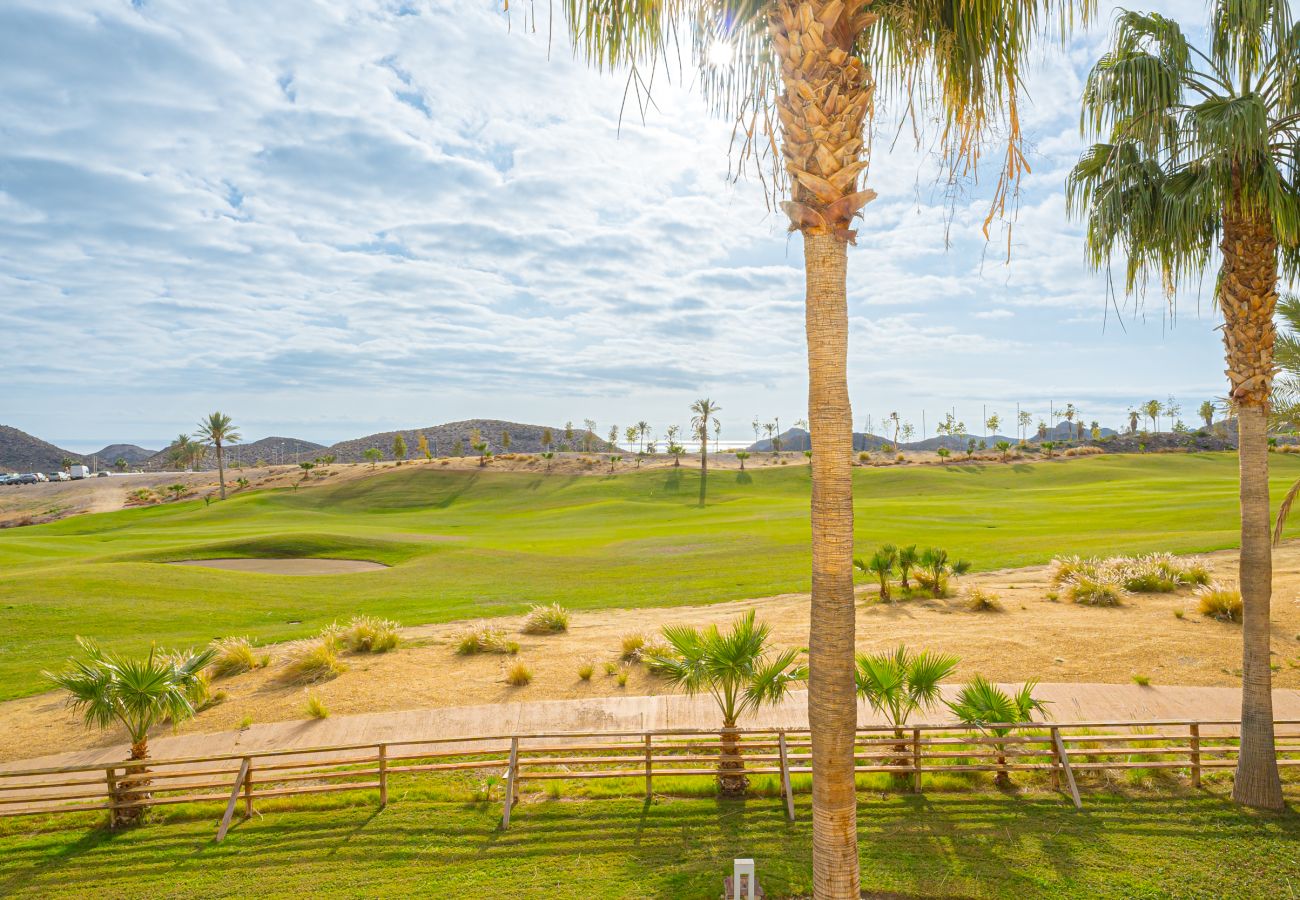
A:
4;543;1300;763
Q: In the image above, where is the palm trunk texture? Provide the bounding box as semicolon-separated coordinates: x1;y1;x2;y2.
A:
772;0;877;894
1222;205;1283;810
216;443;226;500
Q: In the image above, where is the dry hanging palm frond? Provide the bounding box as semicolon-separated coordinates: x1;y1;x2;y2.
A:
1273;476;1300;547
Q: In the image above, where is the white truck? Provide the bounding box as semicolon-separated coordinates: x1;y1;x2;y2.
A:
68;465;91;479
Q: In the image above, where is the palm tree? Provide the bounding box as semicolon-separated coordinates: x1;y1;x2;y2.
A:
946;676;1047;787
855;646;959;777
1199;400;1217;429
995;440;1013;462
114;456;128;473
1128;408;1140;435
896;544;919;592
551;2;1086;891
637;420;650;454
647;611;805;794
1142;400;1162;434
195;412;241;499
691;398;722;506
1068;0;1299;810
168;434;193;472
854;545;895;602
736;450;751;470
541;450;555;472
916;547;971;597
46;638;215;824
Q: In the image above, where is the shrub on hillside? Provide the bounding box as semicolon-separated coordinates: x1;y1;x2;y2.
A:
209;636;261;678
281;639;347;684
342;615;400;653
1197;583;1243;623
455;623;519;655
522;603;570;635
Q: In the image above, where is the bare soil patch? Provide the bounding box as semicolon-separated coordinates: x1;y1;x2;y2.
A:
7;543;1300;762
168;558;388;575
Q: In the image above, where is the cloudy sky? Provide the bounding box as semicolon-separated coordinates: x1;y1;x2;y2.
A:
1;0;1228;452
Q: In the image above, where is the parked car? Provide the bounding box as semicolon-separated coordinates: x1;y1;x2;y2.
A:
0;474;16;485
96;471;111;477
13;474;39;485
47;471;70;482
32;473;49;482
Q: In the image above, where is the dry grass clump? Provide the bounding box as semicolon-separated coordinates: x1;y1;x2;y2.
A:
577;662;594;681
341;615;400;653
455;623;519;655
1050;553;1211;595
506;661;533;686
208;636;261;678
1064;574;1129;607
281;639;348;684
304;692;330;718
1197;583;1243;623
522;603;570;635
964;588;1003;612
620;633;646;660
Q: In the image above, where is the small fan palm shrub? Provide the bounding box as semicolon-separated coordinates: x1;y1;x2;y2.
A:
946;676;1048;787
855;545;896;602
522;603;570;635
645;611;805;794
855;646;958;779
896;545;919;592
916;547;972;597
46;639;215;824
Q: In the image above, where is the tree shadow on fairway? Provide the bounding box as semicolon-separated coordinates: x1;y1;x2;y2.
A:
735;472;753;486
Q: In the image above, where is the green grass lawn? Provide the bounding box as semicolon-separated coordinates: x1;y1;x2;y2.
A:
1;782;1297;898
3;452;1298;701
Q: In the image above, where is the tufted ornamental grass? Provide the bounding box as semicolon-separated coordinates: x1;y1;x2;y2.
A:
963;588;1002;612
620;633;646;660
208;636;261;678
304;692;329;719
522;603;570;635
1197;583;1243;623
505;661;532;686
1050;553;1211;594
455;623;519;656
341;615;400;653
1064;574;1128;607
281;639;348;684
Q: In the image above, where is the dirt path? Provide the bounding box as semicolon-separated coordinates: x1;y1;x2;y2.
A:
7;544;1300;763
6;683;1298;777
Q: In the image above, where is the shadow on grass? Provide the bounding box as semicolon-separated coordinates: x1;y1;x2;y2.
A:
1;790;1297;898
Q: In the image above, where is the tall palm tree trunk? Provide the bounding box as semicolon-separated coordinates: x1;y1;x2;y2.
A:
771;0;876;893
804;233;860;898
215;442;226;500
699;432;708;506
1222;205;1283;810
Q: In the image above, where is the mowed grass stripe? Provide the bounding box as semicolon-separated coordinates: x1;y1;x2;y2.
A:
0;452;1295;700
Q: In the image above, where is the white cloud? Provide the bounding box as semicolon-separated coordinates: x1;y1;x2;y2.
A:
0;0;1234;450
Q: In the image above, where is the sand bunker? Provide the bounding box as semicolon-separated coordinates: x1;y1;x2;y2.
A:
169;558;387;575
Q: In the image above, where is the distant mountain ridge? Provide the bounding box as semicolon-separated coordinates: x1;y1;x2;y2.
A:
0;425;86;472
139;436;326;470
326;419;614;462
747;423;1120;453
89;444;156;467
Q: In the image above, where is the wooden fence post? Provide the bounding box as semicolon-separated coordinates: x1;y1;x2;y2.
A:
1050;727;1082;810
216;757;251;842
501;737;519;829
911;728;922;794
243;758;254;818
1190;723;1201;788
105;767;118;830
379;744;388;807
778;731;795;822
643;734;653;801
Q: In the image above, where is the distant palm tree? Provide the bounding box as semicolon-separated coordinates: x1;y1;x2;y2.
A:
1069;0;1299;809
195;412;241;499
541;451;555;472
46;638;214;824
114;456;128;472
1199;401;1216;429
1142;400;1162;434
691;398;722;506
736;451;750;471
856;646;959;776
168;434;193;472
1128;409;1140;436
995;441;1012;462
946;676;1047;787
636;421;650;454
646;611;805;795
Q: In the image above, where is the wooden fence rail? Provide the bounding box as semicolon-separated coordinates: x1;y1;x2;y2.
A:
1;718;1296;837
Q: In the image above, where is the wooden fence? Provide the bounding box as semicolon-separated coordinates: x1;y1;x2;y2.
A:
2;718;1298;839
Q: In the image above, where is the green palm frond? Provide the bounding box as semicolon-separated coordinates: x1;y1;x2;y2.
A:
855;645;959;728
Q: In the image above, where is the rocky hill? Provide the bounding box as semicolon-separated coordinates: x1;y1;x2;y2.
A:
140;436;325;471
326;419;613;462
89;444;157;467
0;425;86;473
